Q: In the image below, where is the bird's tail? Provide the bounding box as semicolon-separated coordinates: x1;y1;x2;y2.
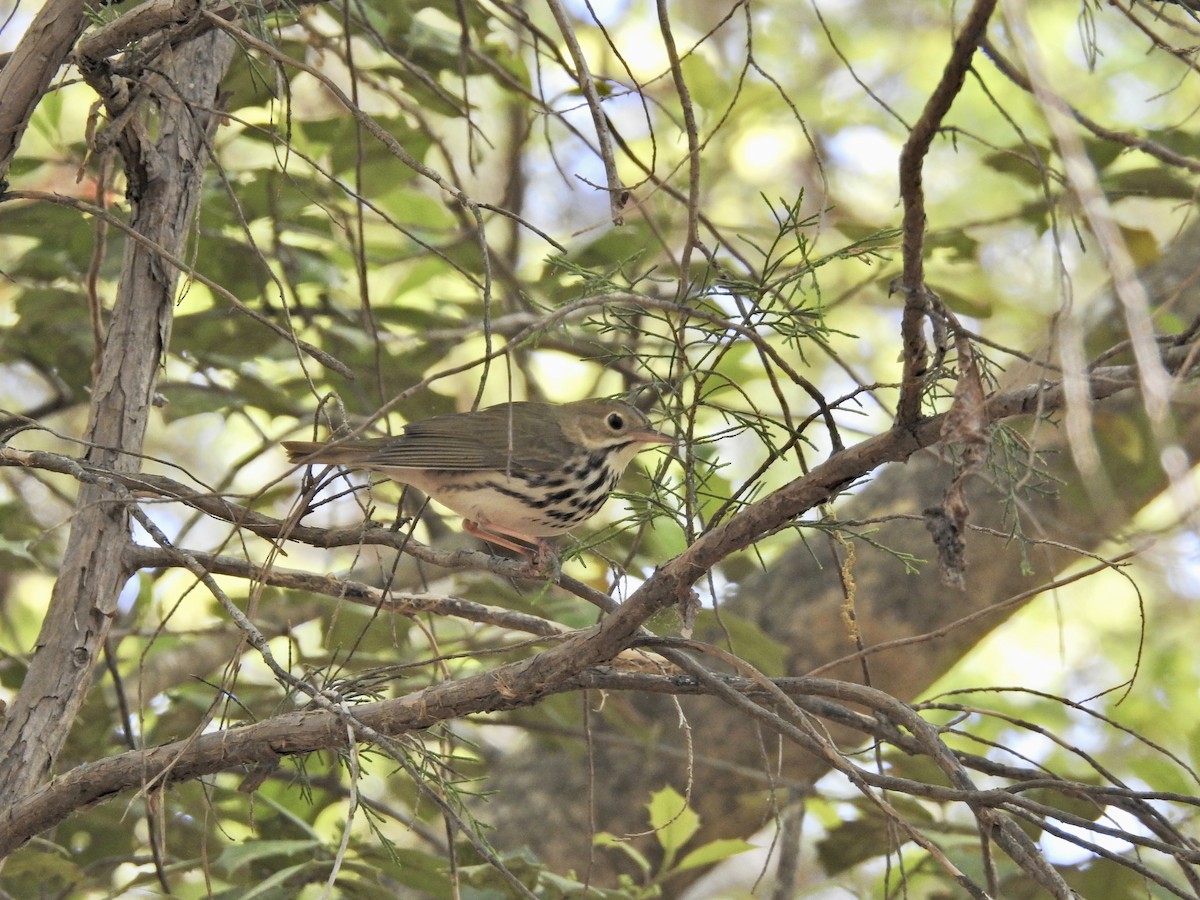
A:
282;440;342;464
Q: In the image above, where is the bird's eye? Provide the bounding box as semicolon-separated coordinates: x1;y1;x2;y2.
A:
606;412;625;431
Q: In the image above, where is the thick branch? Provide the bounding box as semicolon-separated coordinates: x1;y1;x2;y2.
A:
895;0;998;427
1;663;1195;877
0;0;87;182
0;331;1193;852
489;219;1200;878
0;29;236;805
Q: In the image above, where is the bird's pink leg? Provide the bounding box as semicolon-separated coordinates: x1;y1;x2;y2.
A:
463;520;557;571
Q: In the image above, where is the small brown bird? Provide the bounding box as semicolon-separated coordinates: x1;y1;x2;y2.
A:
283;399;673;557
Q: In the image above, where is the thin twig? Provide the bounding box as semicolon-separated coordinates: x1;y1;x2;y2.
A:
544;0;625;223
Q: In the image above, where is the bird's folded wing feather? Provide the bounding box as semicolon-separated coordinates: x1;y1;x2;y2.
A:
346;404;571;471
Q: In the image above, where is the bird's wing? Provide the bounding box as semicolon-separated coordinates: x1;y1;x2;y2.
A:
356;403;571;471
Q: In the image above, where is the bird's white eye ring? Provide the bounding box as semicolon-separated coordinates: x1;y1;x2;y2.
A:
606;412;625;430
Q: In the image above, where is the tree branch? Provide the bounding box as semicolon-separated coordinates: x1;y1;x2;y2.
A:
0;0;87;182
2;661;1195;888
895;0;998;428
0;28;236;806
122;545;571;638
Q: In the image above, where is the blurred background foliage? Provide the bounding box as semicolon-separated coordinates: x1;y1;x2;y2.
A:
2;0;1200;896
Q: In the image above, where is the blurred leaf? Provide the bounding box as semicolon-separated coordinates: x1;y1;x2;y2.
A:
374;187;455;231
216;169;320;226
222;44;297;112
1105;167;1197;200
0;502;47;569
674;837;755;874
216;838;321;874
27;87;64;144
1128;753;1197;797
595;831;653;875
158;382;238;421
172;310;294;372
9;244;84;281
680;53;726;111
1140;128;1200;159
0;847;84;897
553;222;656;274
1081;136;1127;172
366;846;453;897
229;860;328;899
1065;856;1157;899
1094;410;1145;463
885;750;956;792
692;610;789;673
926;230;980;262
2;289;94;391
0;536;41;569
0;201;110;269
380;67;468;118
928;281;993;318
1119;226;1158;267
817;797;934;875
329;118;433;181
6;157;46;177
647;785;699;859
981;144;1052;185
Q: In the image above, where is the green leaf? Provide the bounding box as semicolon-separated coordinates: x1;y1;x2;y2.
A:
925;230;980;262
817;797;933;875
215;838;321;874
9;245;83;281
674;838;755;874
158;383;237;422
1140;128;1200;159
0;846;84;896
1128;753;1196;797
680;53;726;111
27;87;63;144
6;157;46;177
647;786;699;857
1081;136;1126;172
1105;167;1197;201
692;610;789;674
328;117;433;182
550;222;655;276
1065;855;1156;899
1119;225;1159;267
229;860;328;899
594;831;653;875
0;536;40;568
981;144;1052;185
367;846;453;897
926;281;993;318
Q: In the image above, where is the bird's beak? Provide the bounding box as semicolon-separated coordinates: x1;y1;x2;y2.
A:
632;427;676;448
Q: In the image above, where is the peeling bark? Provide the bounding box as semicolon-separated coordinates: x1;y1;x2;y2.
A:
0;29;235;806
0;0;87;182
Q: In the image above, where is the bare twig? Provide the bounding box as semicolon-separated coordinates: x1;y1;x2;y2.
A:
544;0;625;223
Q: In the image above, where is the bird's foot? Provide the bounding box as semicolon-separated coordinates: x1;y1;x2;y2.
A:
463;520;560;576
521;539;561;578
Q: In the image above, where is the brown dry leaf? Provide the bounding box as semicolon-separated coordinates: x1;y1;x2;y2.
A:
928;333;990;588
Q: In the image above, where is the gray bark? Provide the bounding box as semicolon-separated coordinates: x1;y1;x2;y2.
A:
0;0;86;182
0;30;235;804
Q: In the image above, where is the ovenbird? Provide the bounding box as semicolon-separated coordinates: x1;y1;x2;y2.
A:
283;399;673;557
